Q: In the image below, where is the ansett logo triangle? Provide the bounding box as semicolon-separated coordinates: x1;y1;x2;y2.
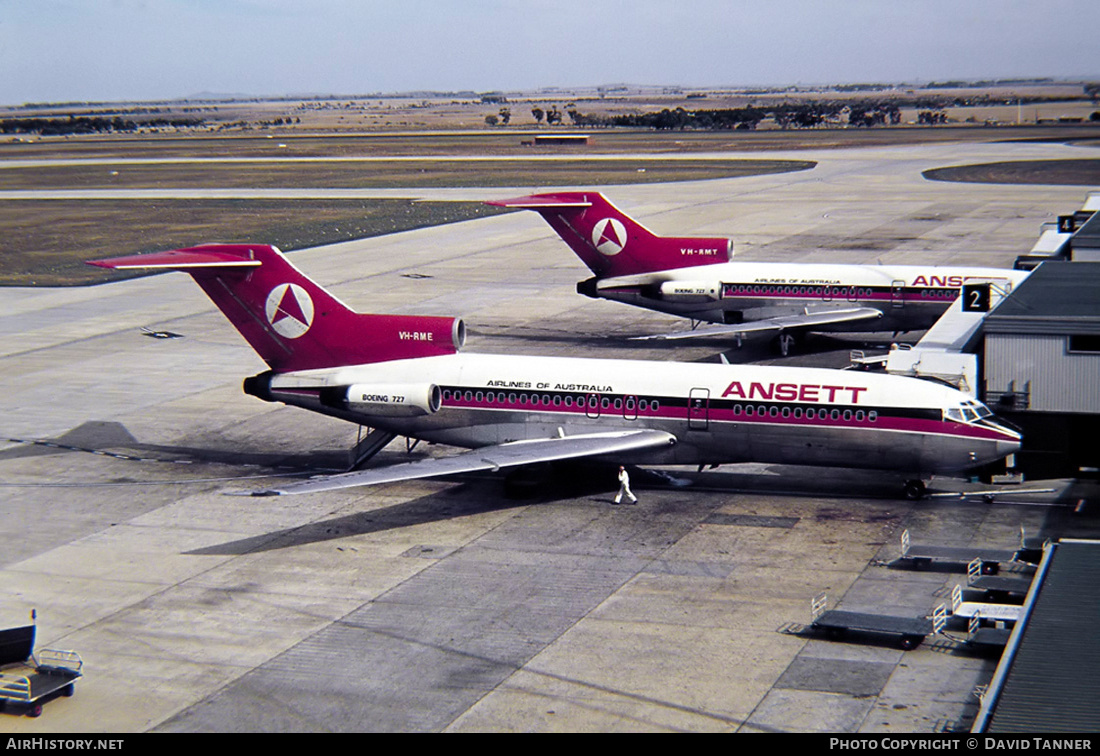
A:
591;218;627;256
265;283;314;338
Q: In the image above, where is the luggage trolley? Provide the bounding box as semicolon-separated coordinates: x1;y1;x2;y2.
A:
810;593;947;650
899;529;1019;574
0;617;83;718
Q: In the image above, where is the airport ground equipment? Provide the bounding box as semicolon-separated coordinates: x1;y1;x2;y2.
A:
899;529;1019;574
964;611;1012;653
0;620;82;718
809;593;946;650
950;584;1023;626
966;558;1033;601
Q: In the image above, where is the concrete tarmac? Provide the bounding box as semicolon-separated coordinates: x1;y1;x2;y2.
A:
0;139;1096;732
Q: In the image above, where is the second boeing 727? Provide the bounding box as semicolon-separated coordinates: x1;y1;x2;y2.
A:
489;192;1030;355
89;244;1020;500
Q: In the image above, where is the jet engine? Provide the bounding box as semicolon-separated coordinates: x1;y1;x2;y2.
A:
337;383;443;417
658;281;720;302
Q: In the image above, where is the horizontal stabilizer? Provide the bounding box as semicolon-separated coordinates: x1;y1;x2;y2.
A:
487;194;594;209
632;307;883;341
239;429;677;495
87;245;265;270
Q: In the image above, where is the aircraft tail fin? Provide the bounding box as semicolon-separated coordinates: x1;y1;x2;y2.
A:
88;245;464;372
488;192;731;277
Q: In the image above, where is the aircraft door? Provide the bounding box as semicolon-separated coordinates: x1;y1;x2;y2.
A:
891;280;906;309
688;388;710;431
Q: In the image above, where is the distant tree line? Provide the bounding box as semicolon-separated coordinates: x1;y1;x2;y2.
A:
559;100;902;130
524;92;1096;131
0;115;204;136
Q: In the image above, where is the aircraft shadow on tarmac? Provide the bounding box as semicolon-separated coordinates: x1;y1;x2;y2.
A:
186;461;918;556
1;420;349;471
12;422;1086;557
186;480;534;556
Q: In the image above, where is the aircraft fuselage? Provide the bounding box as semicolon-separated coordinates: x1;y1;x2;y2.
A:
258;352;1020;477
591;262;1030;330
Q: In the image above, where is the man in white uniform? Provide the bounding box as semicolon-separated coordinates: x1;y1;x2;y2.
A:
614;465;638;505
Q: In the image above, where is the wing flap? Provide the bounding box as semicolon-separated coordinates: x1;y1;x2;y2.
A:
242;429;677;495
632;307;884;341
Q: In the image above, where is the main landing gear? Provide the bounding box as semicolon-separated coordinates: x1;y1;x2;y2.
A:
904;479;927;501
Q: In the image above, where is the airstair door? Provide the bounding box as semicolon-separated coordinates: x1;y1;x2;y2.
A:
890;280;906;309
688;388;710;431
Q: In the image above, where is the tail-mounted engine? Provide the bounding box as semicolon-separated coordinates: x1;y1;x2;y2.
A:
657;280;720;303
321;383;443;417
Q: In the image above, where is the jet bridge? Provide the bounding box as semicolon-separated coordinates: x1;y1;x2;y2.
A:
851;278;1018;396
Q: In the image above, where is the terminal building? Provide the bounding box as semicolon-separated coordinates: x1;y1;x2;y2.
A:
878;192;1100;482
980;260;1100;480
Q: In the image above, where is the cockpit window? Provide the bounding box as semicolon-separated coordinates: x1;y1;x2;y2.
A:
947;400;995;424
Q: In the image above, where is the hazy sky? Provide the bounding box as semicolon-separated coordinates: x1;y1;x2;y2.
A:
2;0;1097;104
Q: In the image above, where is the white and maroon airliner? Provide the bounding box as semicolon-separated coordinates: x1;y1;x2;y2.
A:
88;244;1020;499
488;192;1031;354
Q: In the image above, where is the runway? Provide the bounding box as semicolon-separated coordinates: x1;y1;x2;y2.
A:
0;139;1095;732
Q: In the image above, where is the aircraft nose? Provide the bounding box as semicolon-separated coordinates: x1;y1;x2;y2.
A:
987;424;1022;464
969;423;1021;467
997;436;1022;458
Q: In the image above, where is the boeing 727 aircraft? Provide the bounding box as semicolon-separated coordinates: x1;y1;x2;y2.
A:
88;244;1021;499
489;193;1030;355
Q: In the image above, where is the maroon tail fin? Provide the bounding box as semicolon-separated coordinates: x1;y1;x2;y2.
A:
88;245;464;372
488;192;731;277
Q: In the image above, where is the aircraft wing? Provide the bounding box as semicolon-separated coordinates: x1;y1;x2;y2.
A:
242;429;677;496
631;307;883;341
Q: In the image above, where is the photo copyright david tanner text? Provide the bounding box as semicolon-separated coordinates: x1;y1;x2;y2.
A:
829;738;1093;751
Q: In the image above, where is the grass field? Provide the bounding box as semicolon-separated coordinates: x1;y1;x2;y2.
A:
0;158;815;190
0;200;513;286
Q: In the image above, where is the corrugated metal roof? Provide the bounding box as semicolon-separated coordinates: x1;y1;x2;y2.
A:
975;540;1100;732
984;262;1100;335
